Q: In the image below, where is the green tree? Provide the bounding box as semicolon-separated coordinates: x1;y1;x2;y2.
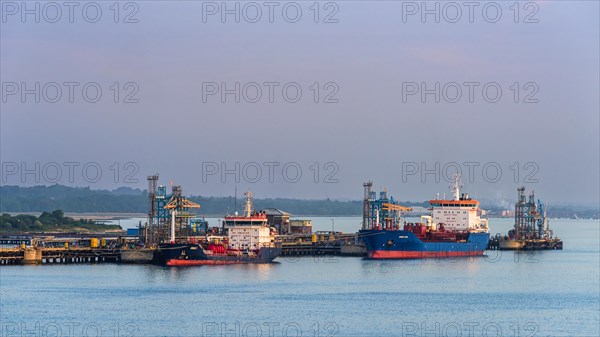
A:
52;209;64;220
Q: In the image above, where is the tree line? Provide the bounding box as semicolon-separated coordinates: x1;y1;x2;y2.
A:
1;185;596;219
0;209;122;233
0;184;429;215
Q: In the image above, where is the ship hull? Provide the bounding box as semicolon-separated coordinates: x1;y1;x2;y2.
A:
359;230;490;259
156;243;281;266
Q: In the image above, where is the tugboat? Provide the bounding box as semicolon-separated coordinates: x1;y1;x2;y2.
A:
359;176;490;259
158;191;281;266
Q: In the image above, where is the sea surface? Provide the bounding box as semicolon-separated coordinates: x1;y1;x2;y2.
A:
1;218;598;337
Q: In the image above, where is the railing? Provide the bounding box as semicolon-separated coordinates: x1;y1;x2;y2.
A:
0;247;20;252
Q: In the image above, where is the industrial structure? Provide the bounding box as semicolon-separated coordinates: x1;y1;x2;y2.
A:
498;187;563;250
362;181;412;230
289;219;312;234
262;209;312;234
516;187;547;240
143;175;206;246
263;208;291;234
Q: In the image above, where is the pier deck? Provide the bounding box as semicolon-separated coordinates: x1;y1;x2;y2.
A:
2;234;562;265
0;247;120;265
486;237;563;250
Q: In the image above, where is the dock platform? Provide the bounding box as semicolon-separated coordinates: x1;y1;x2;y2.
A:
487;237;563;250
0;247;120;265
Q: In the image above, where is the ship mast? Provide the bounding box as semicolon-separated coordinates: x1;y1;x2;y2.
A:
451;174;461;201
170;209;176;243
243;191;253;217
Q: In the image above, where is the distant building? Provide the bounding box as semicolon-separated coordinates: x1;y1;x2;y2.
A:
501;210;515;217
289;219;312;234
262;208;291;234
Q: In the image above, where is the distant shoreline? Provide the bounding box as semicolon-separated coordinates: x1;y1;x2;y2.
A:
2;212;147;220
3;211;597;221
2;185;598;219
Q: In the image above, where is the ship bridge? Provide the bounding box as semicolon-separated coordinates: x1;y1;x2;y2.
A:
428;175;488;232
428;199;479;208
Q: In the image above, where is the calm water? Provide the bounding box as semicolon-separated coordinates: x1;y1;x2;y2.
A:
1;218;598;337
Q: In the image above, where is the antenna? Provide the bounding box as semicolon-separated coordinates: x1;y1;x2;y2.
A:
544;201;549;233
234;186;237;214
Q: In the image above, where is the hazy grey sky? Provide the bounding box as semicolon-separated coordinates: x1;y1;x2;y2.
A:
1;1;599;204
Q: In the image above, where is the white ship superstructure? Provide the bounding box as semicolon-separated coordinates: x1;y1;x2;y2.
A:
429;175;489;233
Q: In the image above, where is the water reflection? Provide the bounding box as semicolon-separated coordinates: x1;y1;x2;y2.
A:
134;262;280;283
2;219;599;337
359;255;491;275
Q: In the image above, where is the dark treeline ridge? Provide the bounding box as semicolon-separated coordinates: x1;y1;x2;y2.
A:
0;209;122;233
0;185;427;216
1;185;597;218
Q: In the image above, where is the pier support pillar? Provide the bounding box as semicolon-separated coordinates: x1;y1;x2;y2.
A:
23;248;42;265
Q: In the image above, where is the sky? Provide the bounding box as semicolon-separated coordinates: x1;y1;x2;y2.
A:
1;0;599;205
